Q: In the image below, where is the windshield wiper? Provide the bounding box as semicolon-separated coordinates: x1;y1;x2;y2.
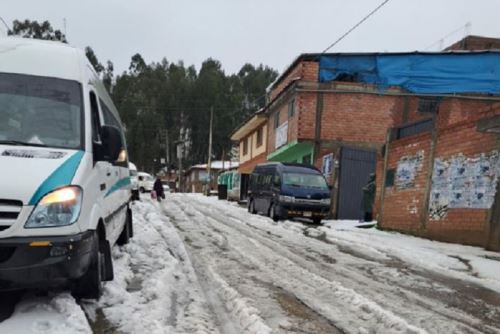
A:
0;140;48;148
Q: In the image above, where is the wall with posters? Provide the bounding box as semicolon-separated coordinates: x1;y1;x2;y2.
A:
429;151;499;220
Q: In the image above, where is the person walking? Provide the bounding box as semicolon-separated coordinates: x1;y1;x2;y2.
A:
153;176;165;202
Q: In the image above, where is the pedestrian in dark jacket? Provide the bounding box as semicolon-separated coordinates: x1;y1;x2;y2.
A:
153;177;165;202
362;173;376;222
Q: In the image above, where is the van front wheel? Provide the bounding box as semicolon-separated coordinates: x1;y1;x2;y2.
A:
73;235;104;300
270;204;280;222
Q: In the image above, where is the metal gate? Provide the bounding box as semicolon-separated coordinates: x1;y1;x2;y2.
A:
337;147;377;220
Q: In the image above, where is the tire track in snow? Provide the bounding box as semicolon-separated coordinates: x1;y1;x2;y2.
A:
173;194;498;334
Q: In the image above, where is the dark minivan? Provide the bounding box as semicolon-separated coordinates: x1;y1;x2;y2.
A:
248;163;331;224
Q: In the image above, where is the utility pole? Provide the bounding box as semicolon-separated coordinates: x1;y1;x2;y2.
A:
177;112;185;193
164;128;170;166
206;107;214;195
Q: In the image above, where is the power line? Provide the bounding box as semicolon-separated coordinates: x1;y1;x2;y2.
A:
321;0;392;54
423;22;471;51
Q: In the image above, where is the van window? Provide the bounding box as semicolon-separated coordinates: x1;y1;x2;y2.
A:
90;92;101;143
0;73;83;149
283;172;328;189
99;98;121;129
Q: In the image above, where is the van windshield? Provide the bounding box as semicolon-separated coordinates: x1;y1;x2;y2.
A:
283;172;328;189
0;72;83;150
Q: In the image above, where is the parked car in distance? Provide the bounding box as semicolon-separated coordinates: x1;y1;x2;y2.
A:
0;38;133;299
162;181;173;193
248;163;331;224
137;172;154;193
129;162;140;200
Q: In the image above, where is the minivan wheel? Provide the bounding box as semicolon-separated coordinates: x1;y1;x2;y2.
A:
312;217;322;225
139;187;145;193
270;204;279;222
73;236;104;300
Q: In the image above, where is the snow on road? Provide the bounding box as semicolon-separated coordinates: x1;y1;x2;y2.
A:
165;193;500;334
1;193;499;334
0;293;90;334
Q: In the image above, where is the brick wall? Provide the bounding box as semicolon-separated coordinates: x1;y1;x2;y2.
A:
445;35;500;51
239;152;267;174
378;97;500;247
270;61;318;100
379;132;432;232
320;93;401;143
267;97;300;153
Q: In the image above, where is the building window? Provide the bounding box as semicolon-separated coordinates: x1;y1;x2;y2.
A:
288;98;295;118
418;97;441;113
274;111;280;129
385;169;395;187
256;127;263;147
242;137;248;155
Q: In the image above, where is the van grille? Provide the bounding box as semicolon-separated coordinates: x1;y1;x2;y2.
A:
0;199;22;227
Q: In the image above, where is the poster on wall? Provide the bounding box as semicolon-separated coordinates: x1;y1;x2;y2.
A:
429;150;499;219
322;153;333;176
275;121;288;149
395;150;424;190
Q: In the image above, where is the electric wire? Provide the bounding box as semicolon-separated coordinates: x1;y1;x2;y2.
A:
321;0;391;54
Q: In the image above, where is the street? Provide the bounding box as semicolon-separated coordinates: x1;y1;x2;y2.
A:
1;194;499;334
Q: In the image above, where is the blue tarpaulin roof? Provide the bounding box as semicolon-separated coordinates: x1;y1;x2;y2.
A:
319;53;500;94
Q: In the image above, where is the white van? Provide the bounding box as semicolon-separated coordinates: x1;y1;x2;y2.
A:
0;38;133;299
137;172;154;193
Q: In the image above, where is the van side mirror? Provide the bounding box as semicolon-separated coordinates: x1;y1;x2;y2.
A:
101;125;123;162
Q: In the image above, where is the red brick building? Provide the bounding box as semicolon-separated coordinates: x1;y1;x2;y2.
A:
262;47;500;237
264;55;411;220
376;96;500;250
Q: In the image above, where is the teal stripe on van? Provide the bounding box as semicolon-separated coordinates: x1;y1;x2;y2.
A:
105;177;131;197
28;151;85;205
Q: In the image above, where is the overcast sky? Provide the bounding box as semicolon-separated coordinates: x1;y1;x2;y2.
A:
1;0;500;75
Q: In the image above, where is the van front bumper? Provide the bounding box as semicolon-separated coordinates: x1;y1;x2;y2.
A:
0;231;95;291
277;203;330;219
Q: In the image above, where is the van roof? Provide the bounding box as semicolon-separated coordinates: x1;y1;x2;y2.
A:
255;162;321;173
0;37;85;82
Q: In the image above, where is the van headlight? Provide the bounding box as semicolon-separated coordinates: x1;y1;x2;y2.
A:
25;186;82;228
320;198;331;205
279;195;295;203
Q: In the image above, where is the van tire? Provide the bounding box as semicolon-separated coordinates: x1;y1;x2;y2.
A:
117;209;132;245
249;199;256;214
139;187;145;193
73;234;104;300
269;204;279;222
312;218;322;225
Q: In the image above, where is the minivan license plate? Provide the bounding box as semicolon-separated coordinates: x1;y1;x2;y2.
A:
303;211;312;217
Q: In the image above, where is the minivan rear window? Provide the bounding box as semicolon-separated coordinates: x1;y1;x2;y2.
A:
0;72;83;150
283;172;328;189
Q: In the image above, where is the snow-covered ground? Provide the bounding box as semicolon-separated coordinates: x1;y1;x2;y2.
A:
0;193;499;334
